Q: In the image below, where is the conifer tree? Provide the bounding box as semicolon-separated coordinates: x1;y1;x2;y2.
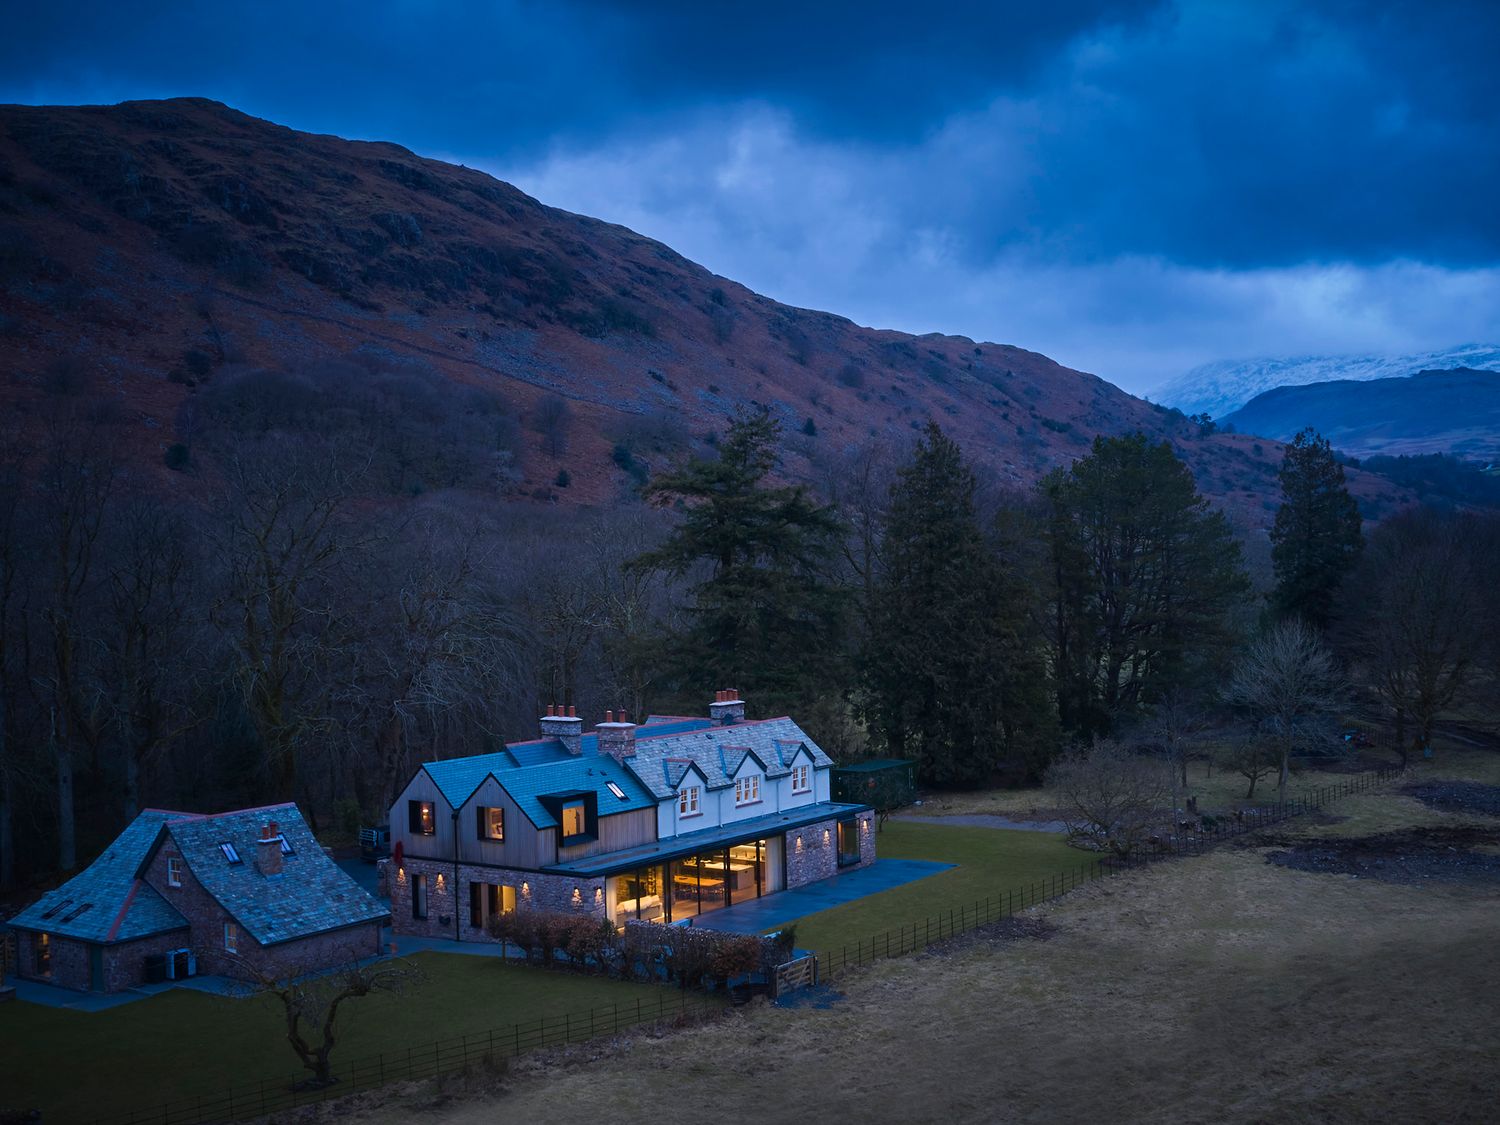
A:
631;410;847;721
1270;428;1363;629
1044;433;1249;737
861;423;1053;786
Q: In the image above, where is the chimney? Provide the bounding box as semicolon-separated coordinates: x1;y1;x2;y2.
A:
540;703;584;755
597;711;637;764
257;822;283;877
709;688;746;726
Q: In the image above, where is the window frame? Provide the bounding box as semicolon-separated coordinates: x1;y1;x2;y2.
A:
223;921;238;954
409;799;436;837
678;785;701;818
219;842;242;864
476;805;505;842
166;856;183;887
412;873;429;920
791;764;811;793
734;774;762;807
560;801;587;839
606;780;627;800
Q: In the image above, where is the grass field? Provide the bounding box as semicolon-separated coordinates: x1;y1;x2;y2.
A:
362;799;1500;1124
0;953;693;1124
782;820;1079;953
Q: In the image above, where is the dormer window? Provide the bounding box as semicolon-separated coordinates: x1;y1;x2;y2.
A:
734;774;761;806
561;801;586;839
678;785;701;818
791;764;811;793
220;842;242;864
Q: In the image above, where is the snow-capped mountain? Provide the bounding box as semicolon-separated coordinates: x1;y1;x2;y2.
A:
1152;345;1500;419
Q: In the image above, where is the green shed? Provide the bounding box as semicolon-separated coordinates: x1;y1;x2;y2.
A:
831;759;916;815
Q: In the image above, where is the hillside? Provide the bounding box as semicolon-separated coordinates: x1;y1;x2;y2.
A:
0;98;1403;526
1154;345;1500;420
1222;368;1500;461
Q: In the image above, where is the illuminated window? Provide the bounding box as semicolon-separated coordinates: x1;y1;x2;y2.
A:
678;786;701;817
791;765;811;793
167;857;183;887
561;802;586;838
408;800;436;836
476;806;504;841
734;774;761;806
36;933;52;975
223;922;238;954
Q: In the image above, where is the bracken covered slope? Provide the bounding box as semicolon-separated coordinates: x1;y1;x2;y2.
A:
0;98;1405;526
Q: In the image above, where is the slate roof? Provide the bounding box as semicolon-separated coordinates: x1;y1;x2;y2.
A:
419;716;713;823
626;716;832;799
8;810;190;943
156;803;388;947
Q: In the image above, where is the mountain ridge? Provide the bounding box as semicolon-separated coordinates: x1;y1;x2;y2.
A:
0;98;1405;527
1154;345;1500;419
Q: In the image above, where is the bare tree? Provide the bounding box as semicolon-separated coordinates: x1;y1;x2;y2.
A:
210;434;369;800
234;956;421;1087
1338;509;1485;767
33;402;117;870
99;496;202;819
1048;738;1173;859
531;394;572;459
1226;619;1343;798
1224;728;1278;799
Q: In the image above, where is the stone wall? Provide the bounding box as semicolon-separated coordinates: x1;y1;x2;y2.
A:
140;837;383;981
785;817;840;888
389;858;606;943
857;809;877;867
16;932;88;991
102;931;192;992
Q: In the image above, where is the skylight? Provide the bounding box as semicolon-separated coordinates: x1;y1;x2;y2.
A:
279;836;295;855
220;842;242;864
39;899;71;920
60;902;95;924
606;781;627;800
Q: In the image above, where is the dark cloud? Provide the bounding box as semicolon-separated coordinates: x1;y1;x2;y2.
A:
2;1;1496;388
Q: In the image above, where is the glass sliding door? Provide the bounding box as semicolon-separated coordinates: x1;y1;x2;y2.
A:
669;858;700;920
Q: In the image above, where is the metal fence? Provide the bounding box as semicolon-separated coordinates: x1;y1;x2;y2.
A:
91;989;718;1125
813;764;1403;978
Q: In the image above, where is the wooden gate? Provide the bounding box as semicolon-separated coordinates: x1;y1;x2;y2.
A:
773;954;818;998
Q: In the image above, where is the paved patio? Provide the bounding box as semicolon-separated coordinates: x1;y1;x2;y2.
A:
683;858;953;935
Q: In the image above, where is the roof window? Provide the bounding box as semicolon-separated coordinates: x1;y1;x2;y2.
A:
220;842;243;864
606;781;626;800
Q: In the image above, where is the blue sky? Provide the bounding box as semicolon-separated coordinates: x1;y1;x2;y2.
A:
4;0;1497;395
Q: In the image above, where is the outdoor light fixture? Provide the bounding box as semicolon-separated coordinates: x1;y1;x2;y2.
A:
522;881;531;897
396;866;406;883
572;886;582;904
594;887;604;904
795;835;804;853
435;872;445;888
822;829;830;845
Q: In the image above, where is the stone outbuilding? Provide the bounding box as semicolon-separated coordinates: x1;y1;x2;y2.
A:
8;803;388;993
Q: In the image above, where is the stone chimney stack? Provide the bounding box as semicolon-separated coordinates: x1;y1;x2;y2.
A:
709;688;746;726
597;711;637;764
540;703;584;755
257;822;284;877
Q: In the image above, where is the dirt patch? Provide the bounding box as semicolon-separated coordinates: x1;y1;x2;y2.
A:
1266;825;1500;885
1404;780;1500;818
921;915;1058;960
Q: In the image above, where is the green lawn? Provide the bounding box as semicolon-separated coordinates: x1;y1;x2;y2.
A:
1;952;694;1124
779;820;1082;954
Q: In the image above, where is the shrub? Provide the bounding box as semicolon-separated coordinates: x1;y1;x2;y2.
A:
554;469;571;488
163;443;190;471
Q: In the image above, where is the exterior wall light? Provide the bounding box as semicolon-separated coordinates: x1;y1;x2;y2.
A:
522;881;531;897
396;866;406;883
571;886;583;905
822;828;830;846
593;887;604;904
795;835;804;853
435;873;446;890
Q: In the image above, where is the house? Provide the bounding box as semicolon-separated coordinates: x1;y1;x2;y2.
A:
7;803;388;993
388;691;875;939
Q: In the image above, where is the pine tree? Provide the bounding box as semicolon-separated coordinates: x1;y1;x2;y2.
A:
861;423;1053;786
1044;433;1249;738
1270;428;1363;629
631;410;847;721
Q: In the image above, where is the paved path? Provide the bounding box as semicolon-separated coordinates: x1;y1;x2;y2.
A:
893;813;1068;833
686;858;953;935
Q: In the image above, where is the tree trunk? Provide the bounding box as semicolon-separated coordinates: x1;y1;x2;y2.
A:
56;737;76;871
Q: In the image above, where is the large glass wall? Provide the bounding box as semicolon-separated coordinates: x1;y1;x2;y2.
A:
612;865;665;923
617;837;779;925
